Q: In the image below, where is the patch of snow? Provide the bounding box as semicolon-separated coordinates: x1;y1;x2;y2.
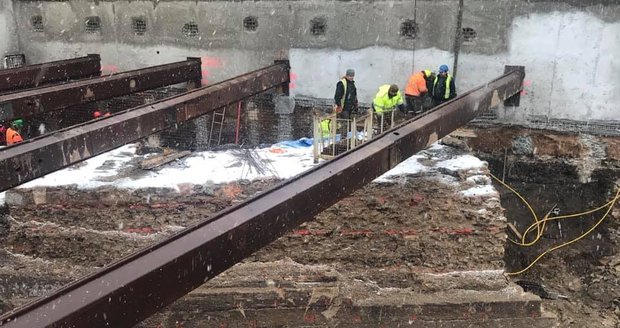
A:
466;175;492;185
461;185;498;198
0;192;5;205
118;145;317;190
373;155;428;183
436;155;487;172
19;145;137;189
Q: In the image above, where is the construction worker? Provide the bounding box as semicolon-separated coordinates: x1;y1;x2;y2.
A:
93;110;111;119
333;69;358;120
432;64;457;106
6;119;24;145
0;124;6;146
423;70;436;111
372;84;405;131
404;69;432;114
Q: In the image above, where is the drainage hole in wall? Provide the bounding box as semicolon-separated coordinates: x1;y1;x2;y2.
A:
400;19;417;39
132;17;147;35
462;27;477;42
243;16;258;32
183;22;199;37
85;16;101;33
310;17;327;36
31;15;44;32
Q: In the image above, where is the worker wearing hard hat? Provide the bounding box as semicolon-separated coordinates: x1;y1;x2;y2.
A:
6;119;24;145
432;64;457;106
404;69;433;114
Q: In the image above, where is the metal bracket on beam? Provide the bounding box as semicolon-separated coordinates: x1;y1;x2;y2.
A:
503;65;525;107
274;60;290;96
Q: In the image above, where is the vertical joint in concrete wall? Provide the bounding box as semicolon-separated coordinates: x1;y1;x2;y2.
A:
503;65;525;107
274;59;290;96
452;0;464;79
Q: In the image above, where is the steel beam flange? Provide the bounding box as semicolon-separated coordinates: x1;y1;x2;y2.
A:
0;55;101;94
0;58;202;121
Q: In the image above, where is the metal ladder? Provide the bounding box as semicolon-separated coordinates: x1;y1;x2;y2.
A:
207;106;226;149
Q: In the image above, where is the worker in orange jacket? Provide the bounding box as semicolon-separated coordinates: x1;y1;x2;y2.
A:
6;119;24;145
404;69;432;114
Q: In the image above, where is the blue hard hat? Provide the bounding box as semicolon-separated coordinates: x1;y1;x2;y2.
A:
439;65;449;73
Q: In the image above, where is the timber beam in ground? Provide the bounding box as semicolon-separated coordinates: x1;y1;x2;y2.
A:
0;54;101;94
0;66;523;328
0;58;202;122
0;61;291;193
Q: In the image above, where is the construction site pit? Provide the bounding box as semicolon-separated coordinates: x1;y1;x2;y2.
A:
1;125;619;327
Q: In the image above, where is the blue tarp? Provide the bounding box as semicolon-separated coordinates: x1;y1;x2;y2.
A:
274;137;314;148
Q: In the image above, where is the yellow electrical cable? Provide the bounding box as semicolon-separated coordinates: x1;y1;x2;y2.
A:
488;172;620;275
505;187;620;276
520;197;616;241
489;173;542;243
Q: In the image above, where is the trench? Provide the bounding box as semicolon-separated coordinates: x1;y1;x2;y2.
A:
470;129;620;325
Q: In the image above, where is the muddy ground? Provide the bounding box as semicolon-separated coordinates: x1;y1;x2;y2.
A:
0;134;619;327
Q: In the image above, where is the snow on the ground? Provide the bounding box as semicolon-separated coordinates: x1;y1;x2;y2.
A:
435;155;487;172
2;140;496;204
19;144;138;189
373;154;429;183
116;145;316;189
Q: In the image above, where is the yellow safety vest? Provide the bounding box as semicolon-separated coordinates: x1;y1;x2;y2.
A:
321;119;331;137
372;85;404;113
433;74;453;99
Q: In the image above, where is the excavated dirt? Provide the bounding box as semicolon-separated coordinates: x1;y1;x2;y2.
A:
464;127;620;328
1;128;619;327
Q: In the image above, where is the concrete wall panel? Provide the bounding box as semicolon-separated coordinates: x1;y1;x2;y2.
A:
0;0;19;59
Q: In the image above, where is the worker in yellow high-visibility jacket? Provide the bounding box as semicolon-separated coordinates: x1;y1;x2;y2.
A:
372;84;405;114
372;84;405;131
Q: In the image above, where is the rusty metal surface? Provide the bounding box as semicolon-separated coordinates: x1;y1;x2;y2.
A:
0;55;101;94
0;58;202;122
0;67;522;328
0;62;290;193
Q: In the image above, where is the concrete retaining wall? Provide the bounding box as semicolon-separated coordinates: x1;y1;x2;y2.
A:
4;0;620;127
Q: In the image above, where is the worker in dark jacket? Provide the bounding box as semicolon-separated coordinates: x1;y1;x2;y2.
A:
423;71;436;111
333;69;358;119
432;64;456;106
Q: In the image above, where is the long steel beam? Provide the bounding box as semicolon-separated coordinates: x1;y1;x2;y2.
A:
0;62;290;193
0;67;523;328
0;58;202;122
0;55;101;94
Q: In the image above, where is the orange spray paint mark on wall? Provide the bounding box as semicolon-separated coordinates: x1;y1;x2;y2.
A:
101;64;119;75
289;72;297;89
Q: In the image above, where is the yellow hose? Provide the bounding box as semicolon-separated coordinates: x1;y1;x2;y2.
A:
487;173;620;276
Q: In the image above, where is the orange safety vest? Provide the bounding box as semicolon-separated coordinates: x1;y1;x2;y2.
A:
6;128;23;145
404;71;428;97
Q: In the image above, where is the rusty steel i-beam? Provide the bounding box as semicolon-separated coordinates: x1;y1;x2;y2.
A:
0;54;101;94
0;62;291;193
0;66;523;328
0;58;202;122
